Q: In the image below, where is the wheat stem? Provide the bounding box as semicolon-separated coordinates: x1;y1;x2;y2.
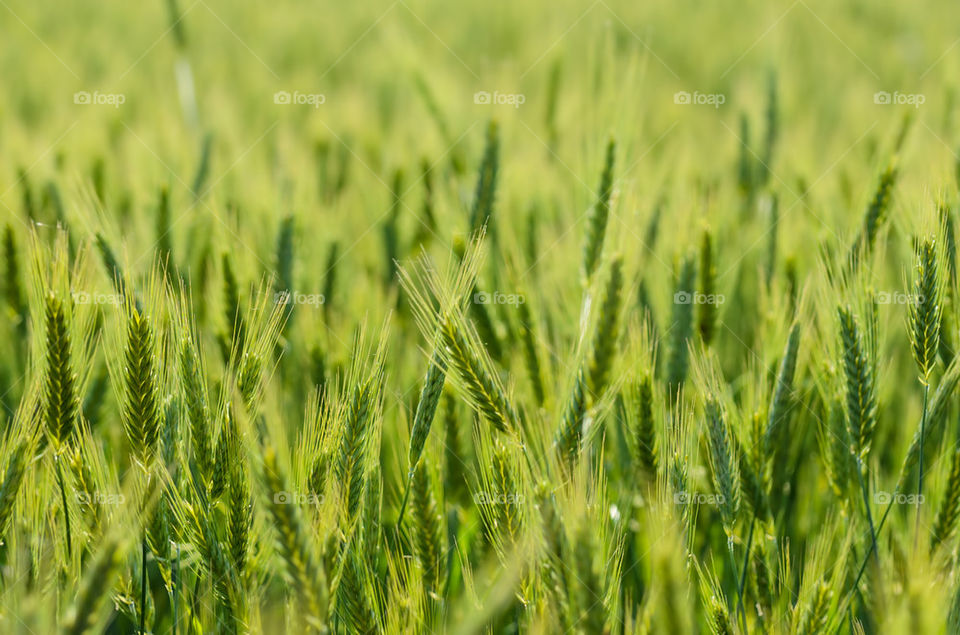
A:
55;455;73;558
915;382;929;549
140;534;147;635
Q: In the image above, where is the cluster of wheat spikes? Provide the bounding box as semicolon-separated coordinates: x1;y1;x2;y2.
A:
7;8;960;627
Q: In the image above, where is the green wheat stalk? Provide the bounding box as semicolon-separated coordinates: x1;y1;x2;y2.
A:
908;238;943;542
587;255;623;396
397;347;446;524
581;137;616;283
667;254;696;395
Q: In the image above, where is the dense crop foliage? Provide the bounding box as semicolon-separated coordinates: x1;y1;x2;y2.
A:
3;0;960;632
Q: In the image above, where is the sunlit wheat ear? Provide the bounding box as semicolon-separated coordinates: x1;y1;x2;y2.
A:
221;252;245;354
221;407;251;575
71;424;117;538
694;561;733;635
333;545;376;632
43;294;77;449
122;306;162;469
666;253;696;396
581;137;616;283
155;186;174;280
211;421;229;500
442;389;468;504
179;334;213;486
837;305;877;460
237;352;263;413
411;462;443;595
587;255;623;396
661;406;694;528
763;322;800;455
275;214;295;299
793;581;832;635
750;530;775;618
491;439;521;543
335;325;386;528
931;445;960;552
791;524;845;635
468;120;500;238
697;227;717;346
908;237;943;382
298;387;334;497
406;348;446;479
336;376;375;525
363;464;383;542
820;392;854;500
848;156;898;273
734;418;769;519
321;240;339;322
515;288;546;405
554;366;587;465
400;235;519;434
627;372;657;478
703;396;740;538
260;443;329;627
417;157;438;239
941;202;958;291
170;486;246;628
382;168;404;287
440;317;516;433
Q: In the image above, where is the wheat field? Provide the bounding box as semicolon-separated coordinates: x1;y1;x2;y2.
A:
2;0;960;633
